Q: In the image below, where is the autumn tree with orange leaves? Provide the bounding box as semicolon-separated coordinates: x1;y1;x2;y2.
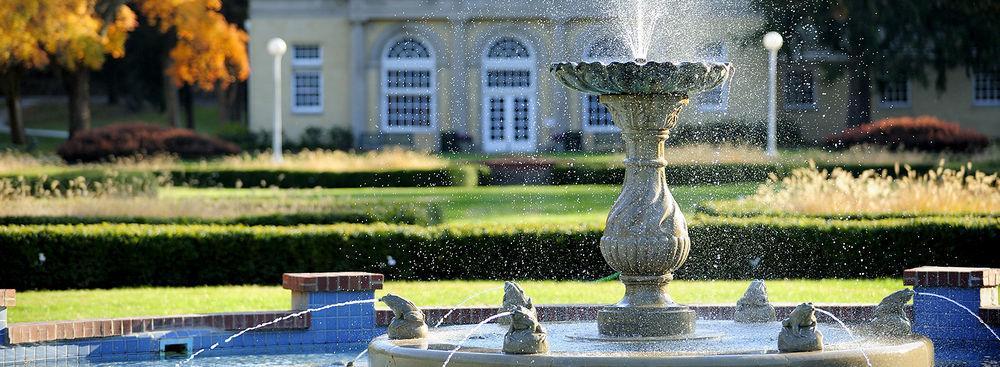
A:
0;0;248;141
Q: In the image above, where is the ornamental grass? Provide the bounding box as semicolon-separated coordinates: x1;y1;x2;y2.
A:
741;161;999;216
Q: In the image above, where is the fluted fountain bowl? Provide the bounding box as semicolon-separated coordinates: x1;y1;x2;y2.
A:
550;60;733;96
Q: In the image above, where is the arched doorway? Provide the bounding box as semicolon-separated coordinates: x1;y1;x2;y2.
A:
481;37;536;153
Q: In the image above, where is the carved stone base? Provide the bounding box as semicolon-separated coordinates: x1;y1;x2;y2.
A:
598;306;696;337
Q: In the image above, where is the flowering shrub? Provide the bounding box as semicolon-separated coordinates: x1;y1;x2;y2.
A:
825;116;989;152
57;123;240;162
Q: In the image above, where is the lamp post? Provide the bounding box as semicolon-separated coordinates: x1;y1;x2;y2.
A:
763;32;783;157
267;38;287;163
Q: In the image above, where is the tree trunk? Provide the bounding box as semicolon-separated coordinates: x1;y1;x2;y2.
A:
181;84;195;130
163;55;180;127
846;63;873;127
62;68;92;137
2;70;27;145
105;59;119;105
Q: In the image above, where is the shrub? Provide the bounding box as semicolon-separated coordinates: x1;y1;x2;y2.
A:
57;123;240;163
670;118;804;147
824;116;990;152
440;130;473;153
1;216;996;289
215;124;270;151
170;166;479;188
329;127;353;151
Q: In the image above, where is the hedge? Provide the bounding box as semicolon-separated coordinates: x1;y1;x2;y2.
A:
697;200;999;221
2;216;997;290
168;166;480;188
548;162;1000;186
0;204;441;226
0;169;160;196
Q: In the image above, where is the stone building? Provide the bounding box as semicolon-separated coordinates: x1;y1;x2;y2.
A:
247;0;1000;152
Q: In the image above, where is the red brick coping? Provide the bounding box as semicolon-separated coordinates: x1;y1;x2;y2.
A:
283;272;384;292
903;266;1000;288
7;311;309;344
376;304;888;327
1;289;13;307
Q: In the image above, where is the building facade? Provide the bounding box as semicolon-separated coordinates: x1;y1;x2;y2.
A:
247;0;1000;153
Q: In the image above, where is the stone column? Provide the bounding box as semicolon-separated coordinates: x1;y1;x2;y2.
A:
904;266;1000;364
350;20;369;149
0;289;14;345
596;94;695;337
450;19;469;136
282;272;384;344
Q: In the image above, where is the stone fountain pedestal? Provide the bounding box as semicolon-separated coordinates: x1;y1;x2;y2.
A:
551;62;734;338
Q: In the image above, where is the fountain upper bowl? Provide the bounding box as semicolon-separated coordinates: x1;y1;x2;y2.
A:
550;61;733;96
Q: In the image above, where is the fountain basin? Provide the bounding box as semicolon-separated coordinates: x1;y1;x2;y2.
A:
368;320;934;367
550;61;733;96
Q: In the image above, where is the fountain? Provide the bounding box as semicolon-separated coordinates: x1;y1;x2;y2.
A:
366;55;935;367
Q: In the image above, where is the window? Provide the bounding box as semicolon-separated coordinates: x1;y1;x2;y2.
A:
481;37;537;152
784;67;817;109
879;80;910;108
582;37;629;132
291;45;321;66
381;37;437;132
291;71;322;113
973;71;1000;106
697;42;730;112
291;45;322;114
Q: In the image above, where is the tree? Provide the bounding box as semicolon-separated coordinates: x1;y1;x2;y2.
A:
43;0;137;137
751;0;1000;127
138;0;250;130
0;1;53;145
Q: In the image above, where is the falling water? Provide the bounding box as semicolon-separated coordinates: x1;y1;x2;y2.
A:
915;292;1000;342
814;307;872;367
433;284;506;328
176;299;378;366
441;312;513;367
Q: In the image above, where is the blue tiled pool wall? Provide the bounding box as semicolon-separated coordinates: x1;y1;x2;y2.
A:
0;291;386;365
1;307;7;345
913;286;1000;366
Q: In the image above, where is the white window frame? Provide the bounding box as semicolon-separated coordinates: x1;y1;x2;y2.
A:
291;45;322;67
380;36;438;133
580;37;628;133
697;42;731;112
972;71;1000;107
481;37;538;153
878;79;911;108
783;67;818;110
290;70;323;114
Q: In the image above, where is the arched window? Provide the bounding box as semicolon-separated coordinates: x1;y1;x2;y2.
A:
481;37;537;152
381;37;436;132
582;37;630;132
697;42;730;111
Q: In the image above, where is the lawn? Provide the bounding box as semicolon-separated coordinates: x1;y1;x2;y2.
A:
8;279;903;324
161;183;757;224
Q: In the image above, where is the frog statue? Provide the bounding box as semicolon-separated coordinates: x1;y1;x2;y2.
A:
778;303;824;353
499;281;537;324
866;289;914;338
734;280;777;323
502;306;549;355
380;294;428;340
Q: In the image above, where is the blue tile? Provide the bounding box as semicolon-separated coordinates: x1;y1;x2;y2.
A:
336;317;351;331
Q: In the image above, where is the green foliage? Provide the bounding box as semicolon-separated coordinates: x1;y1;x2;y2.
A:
670;118;805;147
0;202;441;226
2;216;995;290
550;163;785;185
168;165;479;188
698;200;999;220
0;169;161;198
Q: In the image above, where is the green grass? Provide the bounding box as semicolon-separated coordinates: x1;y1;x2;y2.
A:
161;184;756;224
8;279;903;324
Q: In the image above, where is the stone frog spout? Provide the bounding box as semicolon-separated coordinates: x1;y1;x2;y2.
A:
499;281;536;324
380;294;428;340
778;303;824;353
866;289;914;338
734;279;776;323
502;306;549;355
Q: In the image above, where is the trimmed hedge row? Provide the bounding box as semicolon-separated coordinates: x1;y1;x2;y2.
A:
548;162;1000;186
0;204;441;226
2;216;997;290
0;169;161;196
168;166;480;188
